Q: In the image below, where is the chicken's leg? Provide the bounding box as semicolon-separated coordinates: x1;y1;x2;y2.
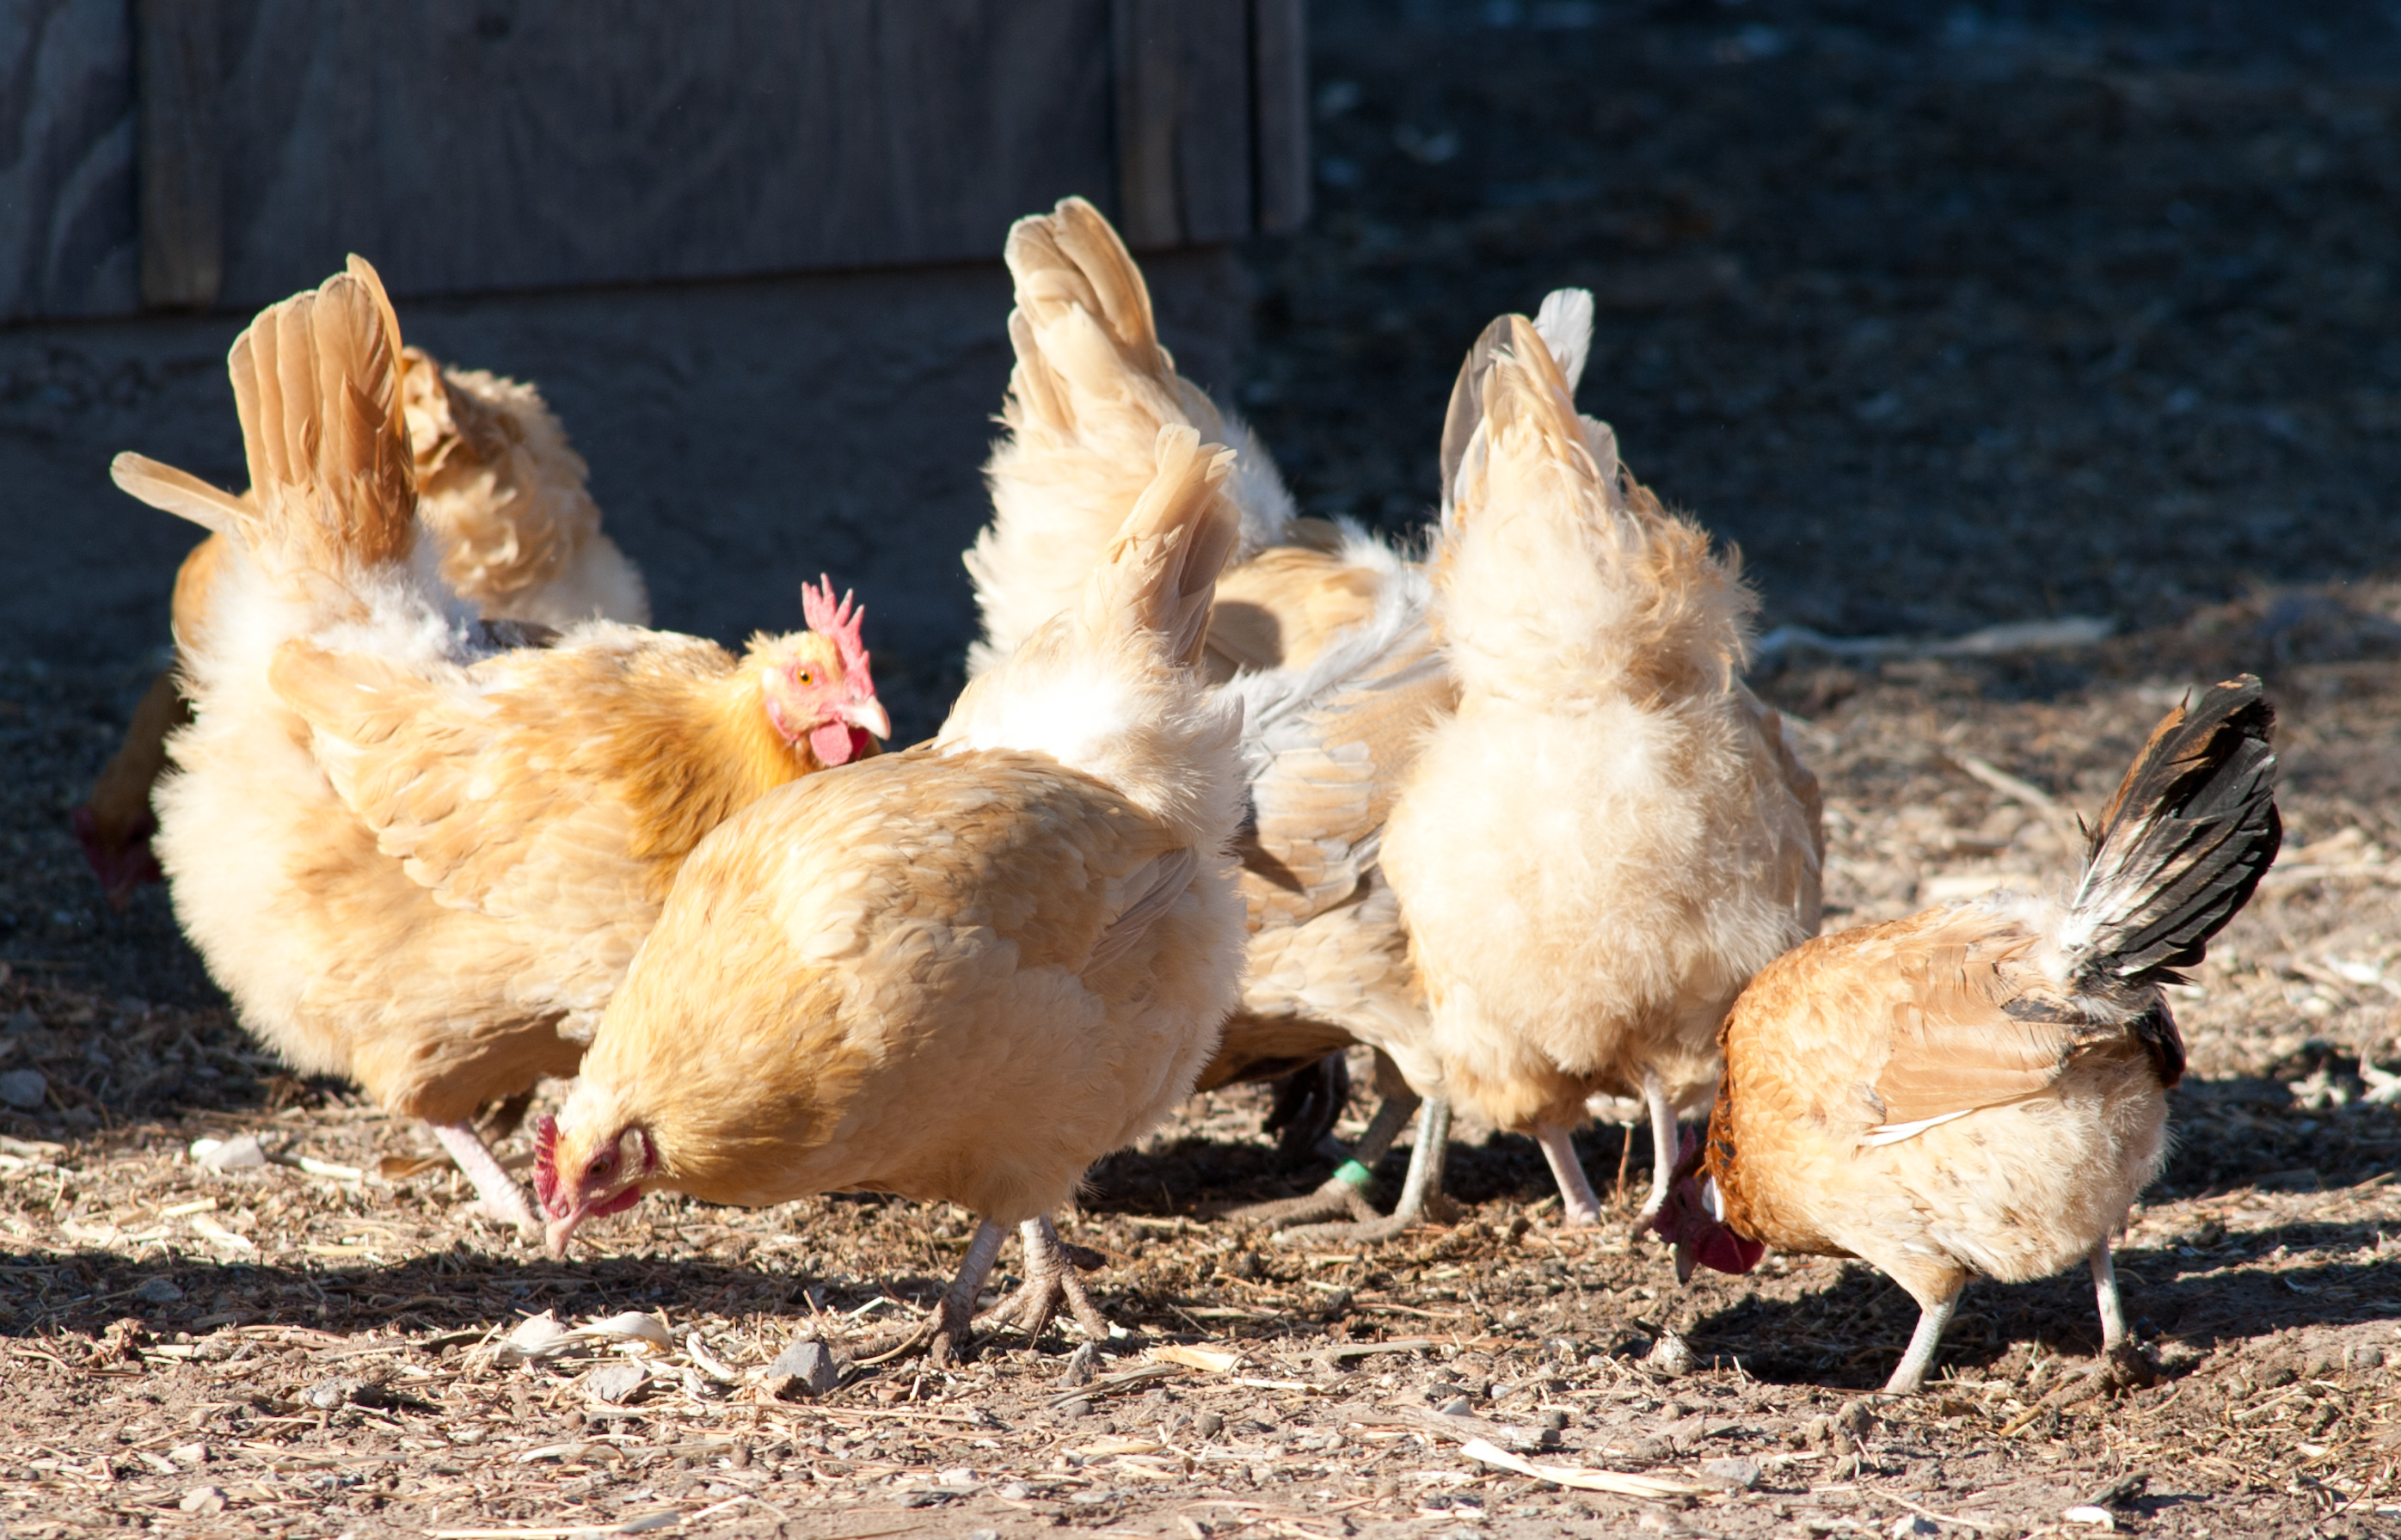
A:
1227;1084;1419;1226
430;1120;539;1236
2090;1242;2128;1350
974;1217;1115;1348
1636;1066;1680;1222
1882;1273;1968;1395
1533;1121;1605;1226
1275;1095;1452;1247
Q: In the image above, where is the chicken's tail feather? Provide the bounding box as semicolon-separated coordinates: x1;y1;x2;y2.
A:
2061;674;2280;987
120;257;415;586
1078;426;1240;671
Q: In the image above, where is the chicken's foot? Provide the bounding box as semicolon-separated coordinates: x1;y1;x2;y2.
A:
1263;1052;1353;1167
973;1217;1115;1349
1882;1274;1968;1395
1225;1086;1420;1227
1636;1066;1679;1223
1533;1121;1605;1226
430;1120;539;1236
1274;1096;1453;1247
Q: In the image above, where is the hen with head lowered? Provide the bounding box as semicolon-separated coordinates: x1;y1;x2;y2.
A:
1657;677;2279;1393
537;424;1249;1365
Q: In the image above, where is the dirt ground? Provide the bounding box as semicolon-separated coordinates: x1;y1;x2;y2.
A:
5;2;2401;1537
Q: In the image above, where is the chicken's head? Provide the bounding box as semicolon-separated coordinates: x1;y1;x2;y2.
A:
70;802;163;912
534;1110;656;1259
1649;1128;1765;1284
758;577;888;768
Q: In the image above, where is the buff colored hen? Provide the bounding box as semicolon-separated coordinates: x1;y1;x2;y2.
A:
538;425;1247;1365
111;259;885;1231
965;199;1459;1236
73;340;647;910
1658;678;2278;1393
1379;306;1823;1229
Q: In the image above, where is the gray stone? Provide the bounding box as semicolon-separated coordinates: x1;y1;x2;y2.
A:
1060;1342;1097;1388
135;1278;184;1304
764;1338;840;1399
585;1362;649;1405
302;1378;363;1411
4;1009;38;1034
1643;1332;1696;1377
1698;1457;1762;1491
1193;1410;1225;1439
191;1135;269;1172
0;1070;46;1110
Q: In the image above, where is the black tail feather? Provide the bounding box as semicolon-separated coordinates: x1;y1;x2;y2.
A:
2068;675;2280;987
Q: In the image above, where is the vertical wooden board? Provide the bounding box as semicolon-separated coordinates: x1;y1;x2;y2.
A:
1249;0;1309;235
209;0;1119;305
0;0;138;322
135;0;224;309
1167;0;1252;245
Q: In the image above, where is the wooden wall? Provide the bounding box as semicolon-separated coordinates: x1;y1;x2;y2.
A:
0;0;1307;322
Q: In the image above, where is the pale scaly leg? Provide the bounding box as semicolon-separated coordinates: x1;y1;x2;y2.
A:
1882;1273;1968;1395
431;1120;538;1236
1533;1121;1606;1227
1636;1066;1679;1223
846;1218;1012;1368
2091;1242;2128;1350
1276;1096;1452;1248
1228;1086;1419;1226
973;1217;1115;1349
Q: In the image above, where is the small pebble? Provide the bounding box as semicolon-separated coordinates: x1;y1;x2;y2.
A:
1643;1332;1696;1377
1699;1456;1762;1491
1893;1517;1939;1538
135;1278;184;1305
169;1443;207;1465
1059;1396;1095;1419
190;1134;268;1172
0;1068;46;1110
1193;1410;1225;1439
764;1337;840;1399
178;1486;224;1514
1061;1341;1098;1387
585;1362;648;1405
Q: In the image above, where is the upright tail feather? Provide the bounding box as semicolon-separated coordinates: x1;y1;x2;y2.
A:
1078;426;1241;671
969;197;1293;672
2062;675;2281;985
112;257;414;586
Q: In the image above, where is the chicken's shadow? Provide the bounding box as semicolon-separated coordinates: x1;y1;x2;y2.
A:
1682;1222;2398;1388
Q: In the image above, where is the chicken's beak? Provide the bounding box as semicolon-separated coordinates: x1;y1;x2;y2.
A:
543;1211;584;1261
1673;1237;1698;1285
844;696;891;743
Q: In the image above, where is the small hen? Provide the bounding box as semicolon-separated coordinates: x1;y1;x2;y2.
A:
966;198;1457;1228
538;425;1247;1363
1380;305;1823;1229
1658;677;2279;1394
73;341;647;911
112;260;885;1230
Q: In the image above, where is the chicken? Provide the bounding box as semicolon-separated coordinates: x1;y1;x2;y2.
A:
537;424;1247;1365
1376;304;1824;1232
963;199;1457;1227
108;258;887;1231
72;341;647;911
1656;677;2280;1395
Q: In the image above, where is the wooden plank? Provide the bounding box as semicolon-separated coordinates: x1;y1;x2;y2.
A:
134;0;222;309
1249;0;1310;235
1112;0;1255;250
0;0;138;322
208;0;1122;306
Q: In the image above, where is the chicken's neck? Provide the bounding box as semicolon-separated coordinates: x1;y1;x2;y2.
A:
610;657;813;885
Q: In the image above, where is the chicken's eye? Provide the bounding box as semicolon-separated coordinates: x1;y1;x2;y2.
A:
794;669;814;686
588;1153;613;1180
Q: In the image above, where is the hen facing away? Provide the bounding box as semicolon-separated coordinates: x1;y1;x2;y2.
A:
539;425;1248;1365
114;259;885;1234
1378;303;1824;1233
75;341;648;911
1658;678;2279;1393
967;198;1460;1237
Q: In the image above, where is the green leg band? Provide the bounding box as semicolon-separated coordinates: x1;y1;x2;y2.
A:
1332;1159;1375;1188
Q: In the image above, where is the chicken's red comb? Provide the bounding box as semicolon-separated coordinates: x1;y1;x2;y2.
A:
801;575;872;690
532;1114;562;1217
